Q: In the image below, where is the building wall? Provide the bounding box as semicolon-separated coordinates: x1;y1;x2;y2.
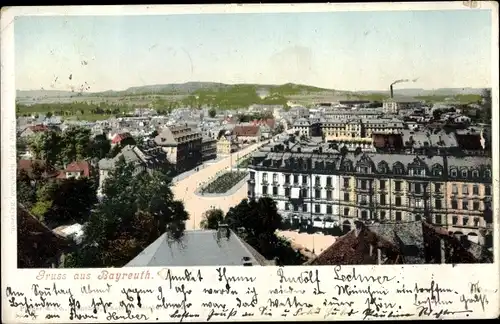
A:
161;146;178;165
247;153;492;242
217;138;232;155
445;180;491;243
291;126;310;137
250;169;341;225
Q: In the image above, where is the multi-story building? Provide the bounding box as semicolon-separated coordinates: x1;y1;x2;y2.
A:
445;156;492;244
98;145;167;195
216;133;238;155
383;98;422;114
291;118;311;137
323;108;384;120
247;138;493;246
321;117;404;141
154;123;203;172
248;148;342;230
201;136;217;161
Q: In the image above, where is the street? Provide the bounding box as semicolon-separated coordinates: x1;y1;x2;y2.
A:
172;142;264;230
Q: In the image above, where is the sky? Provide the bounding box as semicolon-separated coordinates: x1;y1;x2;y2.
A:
14;9;493;92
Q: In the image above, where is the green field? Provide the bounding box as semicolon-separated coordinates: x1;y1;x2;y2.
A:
15;83;486;118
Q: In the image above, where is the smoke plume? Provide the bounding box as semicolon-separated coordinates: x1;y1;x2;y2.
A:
391;78;419;86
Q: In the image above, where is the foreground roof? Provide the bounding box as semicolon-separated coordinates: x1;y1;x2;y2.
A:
125;229;269;267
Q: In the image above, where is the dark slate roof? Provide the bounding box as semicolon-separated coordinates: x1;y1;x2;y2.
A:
368;221;425;264
125;230;269;267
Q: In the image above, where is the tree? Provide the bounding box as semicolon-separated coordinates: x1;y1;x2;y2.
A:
44;178;98;227
90;134;111;160
480;88;492;123
225;197;282;250
59;125;92;165
120;136;136;147
17;170;36;208
27;130;62;166
65;158;189;267
208;108;217;118
200;208;224;230
224;197;308;265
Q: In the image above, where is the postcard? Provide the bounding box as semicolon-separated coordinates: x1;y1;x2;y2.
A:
1;2;499;322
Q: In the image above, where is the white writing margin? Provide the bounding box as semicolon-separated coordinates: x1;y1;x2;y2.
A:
2;265;500;322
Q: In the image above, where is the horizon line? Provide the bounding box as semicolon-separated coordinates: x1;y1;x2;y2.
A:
15;81;490;94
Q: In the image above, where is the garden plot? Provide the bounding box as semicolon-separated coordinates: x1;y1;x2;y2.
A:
200;171;248;194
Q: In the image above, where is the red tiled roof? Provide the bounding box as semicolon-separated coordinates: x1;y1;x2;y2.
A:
233;125;260;137
309;225;402;265
112;132;131;144
27;125;49;132
57;161;91;178
265;118;276;129
18;160;59;178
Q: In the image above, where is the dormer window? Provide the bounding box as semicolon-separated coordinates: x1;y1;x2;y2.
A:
377;162;387;173
450;169;457;177
461;170;468;178
485;169;491;178
472;170;479;178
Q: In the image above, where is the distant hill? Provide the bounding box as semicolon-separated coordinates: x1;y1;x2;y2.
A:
16;82;334;101
16;83;487;101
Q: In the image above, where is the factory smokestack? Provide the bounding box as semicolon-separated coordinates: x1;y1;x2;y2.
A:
389;77;419;99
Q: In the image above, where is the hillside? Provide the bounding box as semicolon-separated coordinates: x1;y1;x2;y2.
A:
17;82;333;98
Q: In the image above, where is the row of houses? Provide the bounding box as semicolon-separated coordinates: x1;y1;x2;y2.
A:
247;137;493;247
18;202;491;268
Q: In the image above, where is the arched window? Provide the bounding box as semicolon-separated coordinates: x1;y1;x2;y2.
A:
472;169;479;178
461;169;468;178
393;162;404;175
450;169;457;177
377;161;388;173
485;169;491;178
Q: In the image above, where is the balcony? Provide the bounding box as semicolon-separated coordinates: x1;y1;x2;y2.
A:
408;191;428;197
247;178;255;184
262;180;269;185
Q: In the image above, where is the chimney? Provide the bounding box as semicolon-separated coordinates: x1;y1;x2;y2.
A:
390;85;394;99
217;223;230;239
354;221;364;237
242;256;253;266
440;238;446;264
377;248;382;265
